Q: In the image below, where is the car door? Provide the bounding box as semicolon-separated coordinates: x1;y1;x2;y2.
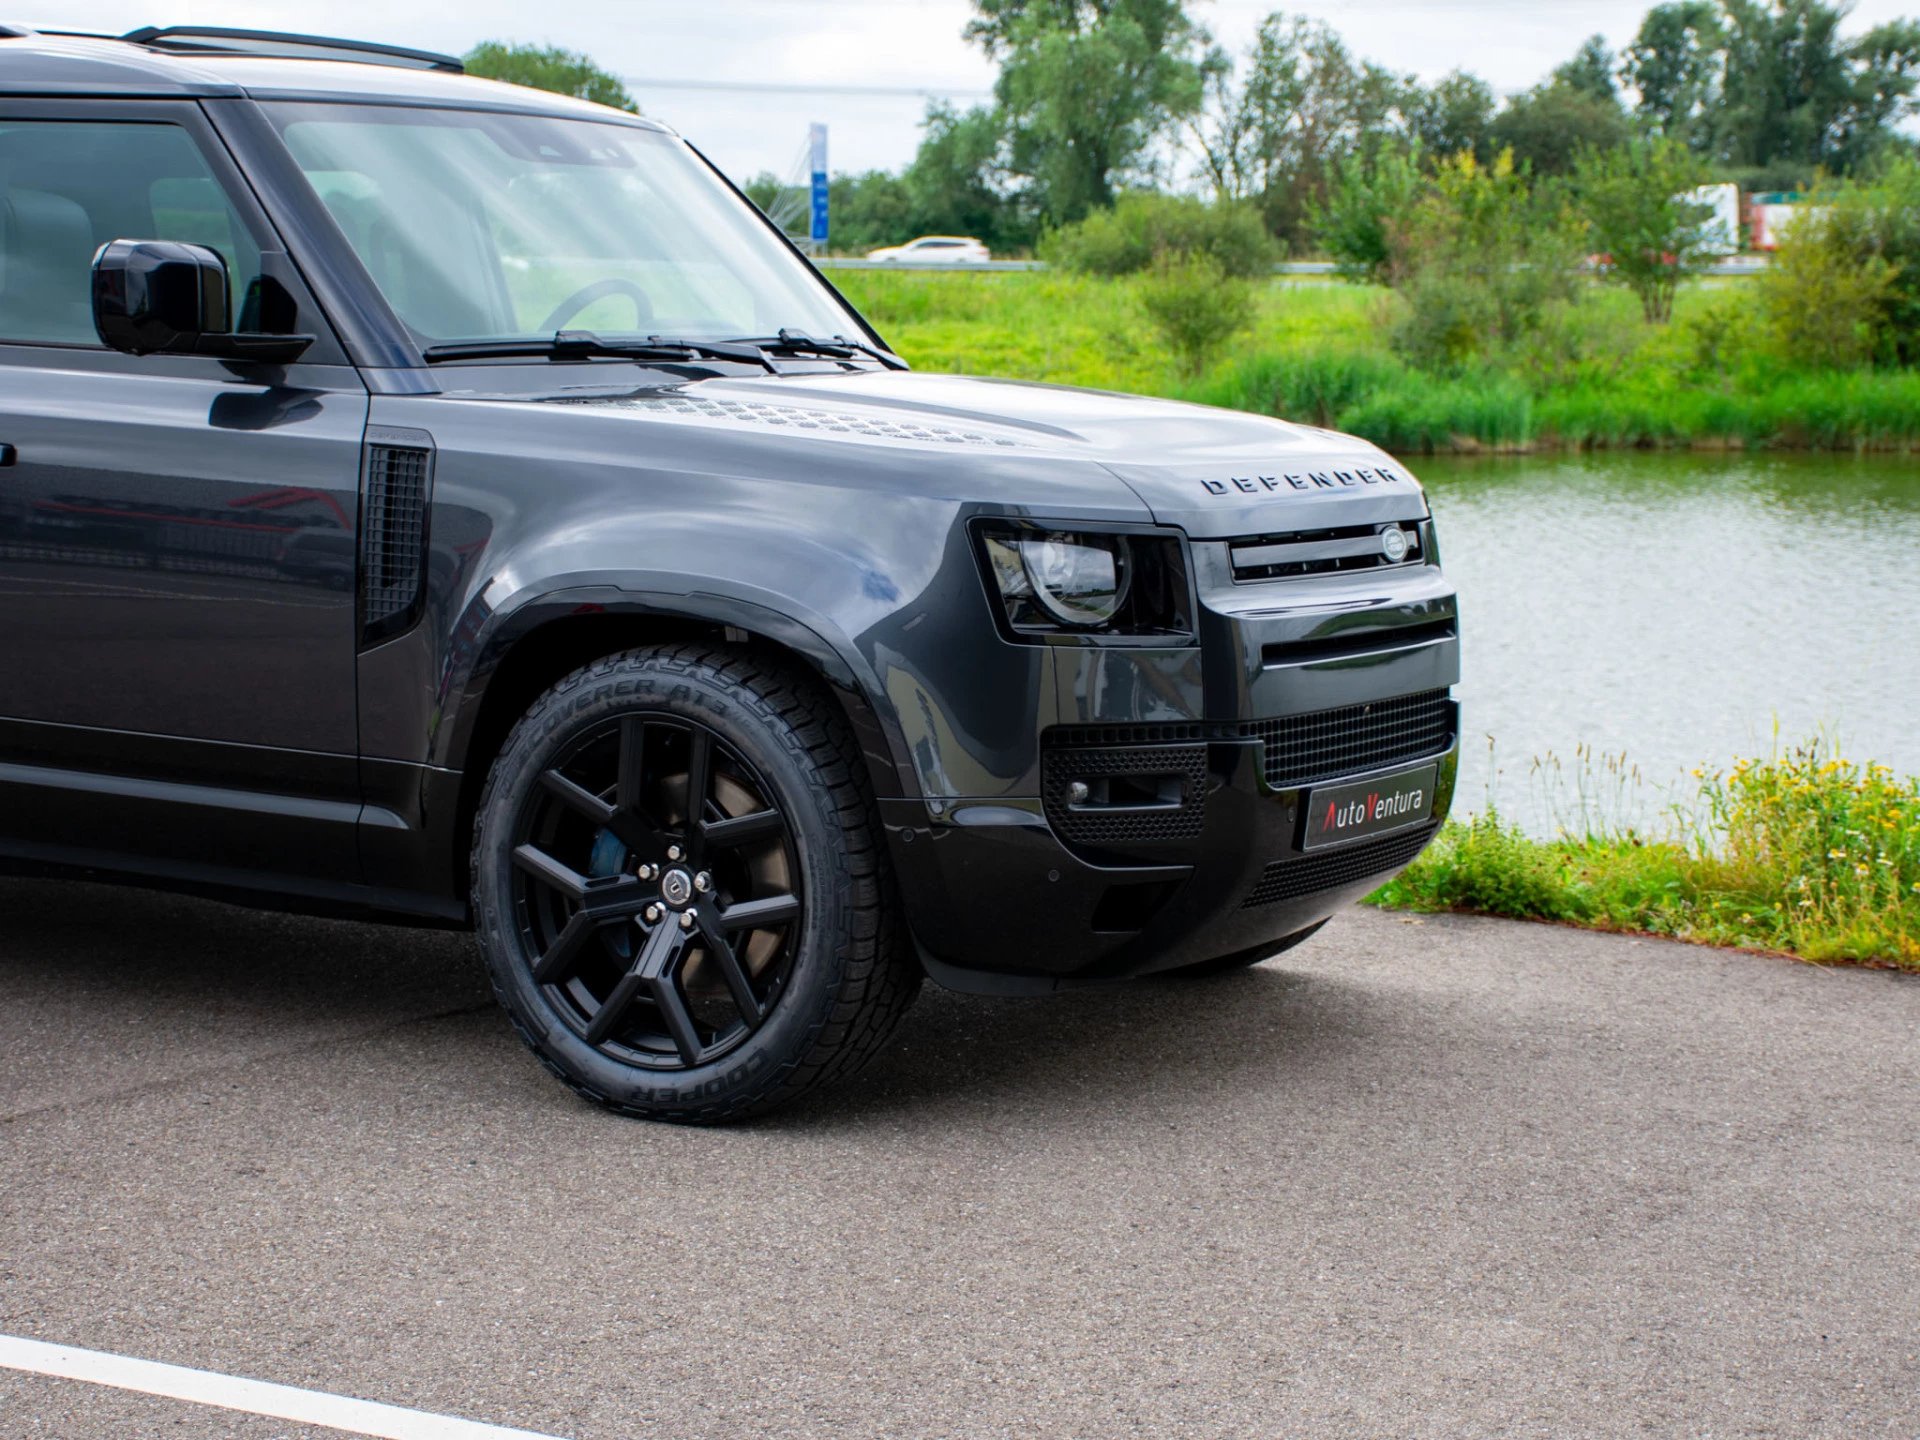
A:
0;100;371;888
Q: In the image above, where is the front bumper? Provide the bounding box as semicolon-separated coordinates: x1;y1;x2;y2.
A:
884;542;1460;988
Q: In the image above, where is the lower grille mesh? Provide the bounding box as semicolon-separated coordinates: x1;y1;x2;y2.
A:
1046;690;1455;791
1242;823;1439;908
1249;691;1454;789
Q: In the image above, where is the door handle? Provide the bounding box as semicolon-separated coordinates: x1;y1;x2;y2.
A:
0;444;14;467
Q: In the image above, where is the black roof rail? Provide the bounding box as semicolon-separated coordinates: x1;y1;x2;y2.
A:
119;26;465;73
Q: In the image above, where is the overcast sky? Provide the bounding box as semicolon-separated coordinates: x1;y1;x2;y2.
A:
27;0;1920;183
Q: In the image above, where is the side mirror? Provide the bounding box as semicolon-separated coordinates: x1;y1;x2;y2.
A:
92;239;312;363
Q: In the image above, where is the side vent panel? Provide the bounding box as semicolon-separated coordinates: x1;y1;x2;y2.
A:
359;425;434;645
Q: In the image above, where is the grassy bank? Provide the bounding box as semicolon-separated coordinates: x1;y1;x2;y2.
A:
1364;745;1920;971
834;269;1920;453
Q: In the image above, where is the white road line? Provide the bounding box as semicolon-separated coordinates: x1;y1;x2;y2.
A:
0;1335;570;1440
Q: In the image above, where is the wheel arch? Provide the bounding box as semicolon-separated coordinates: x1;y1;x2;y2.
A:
443;587;913;890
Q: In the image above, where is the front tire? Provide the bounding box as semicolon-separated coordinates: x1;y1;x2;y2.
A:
471;644;919;1123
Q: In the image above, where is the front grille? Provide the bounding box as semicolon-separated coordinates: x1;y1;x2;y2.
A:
1041;743;1208;844
1230;521;1423;582
1045;690;1455;791
1250;689;1455;789
1241;823;1438;908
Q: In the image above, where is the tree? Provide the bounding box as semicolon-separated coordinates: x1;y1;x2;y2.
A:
827;172;917;255
1717;0;1856;168
1622;1;1920;173
1620;2;1724;150
1403;70;1496;162
901;103;1035;251
1717;1;1920;172
966;0;1215;221
1492;79;1633;177
1554;35;1621;102
1573;137;1714;321
1189;15;1408;244
1314;141;1425;283
464;42;639;113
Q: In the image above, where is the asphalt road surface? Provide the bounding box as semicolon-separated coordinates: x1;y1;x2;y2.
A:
2;877;1916;1439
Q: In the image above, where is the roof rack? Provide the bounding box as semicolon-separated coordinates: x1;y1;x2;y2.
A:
118;26;465;73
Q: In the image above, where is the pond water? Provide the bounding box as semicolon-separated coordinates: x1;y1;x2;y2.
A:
1416;452;1920;835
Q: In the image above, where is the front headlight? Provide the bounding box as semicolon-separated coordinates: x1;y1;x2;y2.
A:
978;524;1192;639
990;533;1131;627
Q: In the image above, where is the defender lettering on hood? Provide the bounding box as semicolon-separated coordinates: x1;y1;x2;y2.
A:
1202;466;1411;497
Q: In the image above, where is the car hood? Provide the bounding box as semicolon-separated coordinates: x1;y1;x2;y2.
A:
721;371;1426;539
493;368;1426;539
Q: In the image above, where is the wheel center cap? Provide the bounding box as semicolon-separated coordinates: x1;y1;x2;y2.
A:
659;868;694;909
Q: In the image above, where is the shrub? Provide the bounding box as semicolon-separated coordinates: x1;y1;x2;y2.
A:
1694;744;1920;965
1674;290;1763;378
1751;159;1920;371
1756;216;1899;370
1386;149;1585;371
1136;252;1253;375
1041;192;1278;278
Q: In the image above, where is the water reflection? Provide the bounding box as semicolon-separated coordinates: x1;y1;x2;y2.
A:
1418;451;1920;833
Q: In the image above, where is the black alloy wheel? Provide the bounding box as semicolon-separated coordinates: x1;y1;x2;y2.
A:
510;713;801;1069
472;645;919;1122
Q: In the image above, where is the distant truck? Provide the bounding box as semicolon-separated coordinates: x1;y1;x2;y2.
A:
1748;192;1830;252
1682;183;1741;256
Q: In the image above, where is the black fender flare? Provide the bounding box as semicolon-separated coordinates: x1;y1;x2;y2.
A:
433;574;916;803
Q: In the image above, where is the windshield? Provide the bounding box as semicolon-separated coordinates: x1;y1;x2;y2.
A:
263;103;863;349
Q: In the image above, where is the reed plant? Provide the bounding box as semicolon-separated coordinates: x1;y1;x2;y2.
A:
1368;739;1919;971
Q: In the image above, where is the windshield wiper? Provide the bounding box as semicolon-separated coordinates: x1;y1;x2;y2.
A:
735;328;908;370
421;331;777;372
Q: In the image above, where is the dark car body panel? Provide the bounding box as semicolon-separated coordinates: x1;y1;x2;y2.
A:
0;32;1459;981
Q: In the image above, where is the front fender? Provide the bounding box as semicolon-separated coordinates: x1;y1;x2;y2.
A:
435;577;917;800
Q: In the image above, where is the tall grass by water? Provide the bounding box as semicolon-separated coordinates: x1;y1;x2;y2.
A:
1366;741;1920;971
834;269;1920;453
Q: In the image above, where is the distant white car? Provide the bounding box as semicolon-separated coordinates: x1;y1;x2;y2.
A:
866;235;992;264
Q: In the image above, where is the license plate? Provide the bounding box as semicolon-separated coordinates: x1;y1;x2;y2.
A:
1301;763;1438;851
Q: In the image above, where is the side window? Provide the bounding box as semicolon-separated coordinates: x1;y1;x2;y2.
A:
0;120;264;346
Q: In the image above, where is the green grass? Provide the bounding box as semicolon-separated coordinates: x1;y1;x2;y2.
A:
834;269;1920;452
1365;743;1920;971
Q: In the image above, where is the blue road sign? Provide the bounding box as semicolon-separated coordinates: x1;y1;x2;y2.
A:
809;123;829;245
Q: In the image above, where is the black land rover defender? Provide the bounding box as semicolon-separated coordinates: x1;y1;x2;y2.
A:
0;27;1459;1121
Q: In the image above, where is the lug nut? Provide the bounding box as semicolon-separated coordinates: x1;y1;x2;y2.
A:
636;863;656;881
644;904;663;923
679;911;695;930
667;845;683;862
694;872;712;893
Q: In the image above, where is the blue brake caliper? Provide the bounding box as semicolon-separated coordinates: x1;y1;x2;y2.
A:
587;828;629;881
